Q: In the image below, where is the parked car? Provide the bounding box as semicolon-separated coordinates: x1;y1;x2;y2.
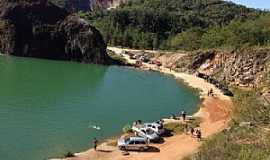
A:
117;136;149;151
132;126;160;142
144;122;165;135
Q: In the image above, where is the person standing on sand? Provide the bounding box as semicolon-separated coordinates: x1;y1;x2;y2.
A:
196;129;202;141
181;111;186;121
190;127;194;137
147;137;150;145
209;88;213;96
93;138;98;151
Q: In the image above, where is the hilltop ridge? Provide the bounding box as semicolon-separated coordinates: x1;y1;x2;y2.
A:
86;0;266;50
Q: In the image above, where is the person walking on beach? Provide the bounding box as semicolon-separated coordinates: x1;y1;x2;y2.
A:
93;138;98;151
181;111;186;121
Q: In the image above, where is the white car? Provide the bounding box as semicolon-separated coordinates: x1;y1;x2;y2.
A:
117;136;149;151
132;126;160;142
144;122;165;135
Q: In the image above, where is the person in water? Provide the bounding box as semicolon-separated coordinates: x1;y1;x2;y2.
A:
93;138;98;151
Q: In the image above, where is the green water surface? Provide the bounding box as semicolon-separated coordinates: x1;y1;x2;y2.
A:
0;55;199;160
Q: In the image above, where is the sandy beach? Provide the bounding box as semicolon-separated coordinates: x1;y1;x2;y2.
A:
108;47;230;101
51;47;233;160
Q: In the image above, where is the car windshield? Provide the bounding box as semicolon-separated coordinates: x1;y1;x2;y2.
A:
125;138;130;143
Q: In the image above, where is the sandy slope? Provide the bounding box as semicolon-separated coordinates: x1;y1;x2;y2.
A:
51;47;233;160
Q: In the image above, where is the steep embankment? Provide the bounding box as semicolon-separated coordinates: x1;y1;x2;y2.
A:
0;0;111;64
154;48;270;89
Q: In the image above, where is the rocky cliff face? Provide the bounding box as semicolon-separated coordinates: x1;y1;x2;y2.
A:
192;49;269;88
0;0;111;64
222;49;269;88
154;48;270;88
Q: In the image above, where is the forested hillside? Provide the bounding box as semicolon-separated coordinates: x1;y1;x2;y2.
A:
81;0;269;50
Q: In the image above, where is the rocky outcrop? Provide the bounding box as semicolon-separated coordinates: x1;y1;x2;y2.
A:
0;0;111;64
185;49;269;88
222;49;269;87
188;51;215;70
153;48;270;89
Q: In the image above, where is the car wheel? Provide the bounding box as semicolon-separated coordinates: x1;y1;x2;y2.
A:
119;146;125;150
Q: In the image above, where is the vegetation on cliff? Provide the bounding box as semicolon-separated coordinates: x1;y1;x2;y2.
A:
81;0;269;50
175;52;270;160
185;89;270;160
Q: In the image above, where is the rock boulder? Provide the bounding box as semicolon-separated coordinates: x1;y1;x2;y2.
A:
0;0;111;64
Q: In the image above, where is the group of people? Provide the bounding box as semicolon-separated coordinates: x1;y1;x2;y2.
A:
179;110;202;141
207;88;214;97
184;123;202;141
190;126;202;141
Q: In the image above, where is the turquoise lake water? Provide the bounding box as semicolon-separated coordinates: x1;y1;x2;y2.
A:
0;55;200;160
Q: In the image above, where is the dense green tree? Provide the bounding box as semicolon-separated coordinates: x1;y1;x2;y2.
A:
168;27;204;50
86;0;264;50
75;0;269;50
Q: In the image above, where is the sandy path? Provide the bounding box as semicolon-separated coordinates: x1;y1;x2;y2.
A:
51;47;232;160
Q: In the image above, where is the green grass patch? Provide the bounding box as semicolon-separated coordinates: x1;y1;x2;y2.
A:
164;118;201;135
122;124;133;134
164;122;185;134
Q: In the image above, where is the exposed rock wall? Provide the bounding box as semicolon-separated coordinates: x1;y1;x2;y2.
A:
222;49;269;87
0;0;111;64
154;48;270;88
